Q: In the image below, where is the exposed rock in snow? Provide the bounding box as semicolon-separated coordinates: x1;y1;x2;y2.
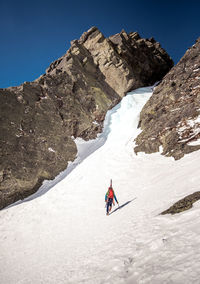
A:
161;191;200;215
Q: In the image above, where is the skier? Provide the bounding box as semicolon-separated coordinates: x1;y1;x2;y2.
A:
105;180;119;215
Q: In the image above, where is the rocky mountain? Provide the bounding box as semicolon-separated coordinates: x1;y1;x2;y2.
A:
134;38;200;160
0;27;173;209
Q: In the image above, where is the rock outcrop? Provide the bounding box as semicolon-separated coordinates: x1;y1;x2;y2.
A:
161;191;200;215
134;38;200;160
0;27;173;209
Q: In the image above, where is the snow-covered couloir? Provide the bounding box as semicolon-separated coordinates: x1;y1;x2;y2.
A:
1;86;200;284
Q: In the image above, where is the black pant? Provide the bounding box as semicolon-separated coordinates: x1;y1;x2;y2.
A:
106;198;113;213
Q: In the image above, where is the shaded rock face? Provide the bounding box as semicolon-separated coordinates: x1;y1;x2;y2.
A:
134;38;200;160
0;27;173;209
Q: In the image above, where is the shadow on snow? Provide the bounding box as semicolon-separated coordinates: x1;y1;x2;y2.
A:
109;198;137;215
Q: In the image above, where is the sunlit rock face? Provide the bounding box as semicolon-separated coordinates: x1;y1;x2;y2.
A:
0;27;173;209
134;38;200;160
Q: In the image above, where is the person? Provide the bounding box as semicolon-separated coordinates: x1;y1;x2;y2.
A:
105;184;119;215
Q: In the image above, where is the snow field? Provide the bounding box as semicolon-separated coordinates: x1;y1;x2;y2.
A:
1;87;200;283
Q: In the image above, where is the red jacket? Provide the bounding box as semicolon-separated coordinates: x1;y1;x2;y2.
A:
108;188;114;199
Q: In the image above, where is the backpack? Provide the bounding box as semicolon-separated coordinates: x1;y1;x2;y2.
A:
108;188;114;199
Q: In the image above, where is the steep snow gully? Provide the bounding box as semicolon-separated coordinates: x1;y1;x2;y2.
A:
1;87;200;284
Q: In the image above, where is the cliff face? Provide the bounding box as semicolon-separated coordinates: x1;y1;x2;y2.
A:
0;27;173;209
134;38;200;160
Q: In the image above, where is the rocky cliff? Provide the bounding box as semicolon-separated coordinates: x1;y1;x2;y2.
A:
0;27;173;209
134;38;200;160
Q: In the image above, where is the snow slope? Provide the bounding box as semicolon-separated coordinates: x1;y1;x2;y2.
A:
1;86;200;284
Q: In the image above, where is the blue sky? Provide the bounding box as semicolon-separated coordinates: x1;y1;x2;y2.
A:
0;0;199;88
